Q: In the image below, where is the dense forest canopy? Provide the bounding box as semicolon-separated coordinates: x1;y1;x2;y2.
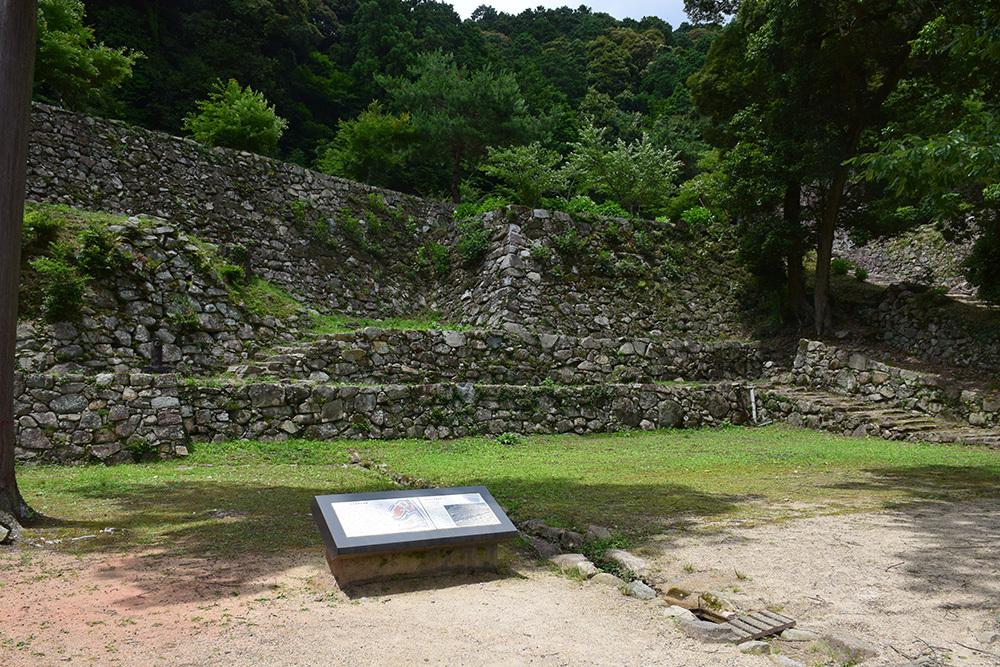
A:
28;0;1000;319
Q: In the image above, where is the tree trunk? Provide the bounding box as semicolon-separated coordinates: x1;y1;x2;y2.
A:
0;0;39;542
813;166;851;336
783;182;810;324
450;144;463;204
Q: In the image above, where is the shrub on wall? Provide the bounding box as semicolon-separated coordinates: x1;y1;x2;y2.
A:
182;79;288;156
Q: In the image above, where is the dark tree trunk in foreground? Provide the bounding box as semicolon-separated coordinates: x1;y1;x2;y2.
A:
783;182;811;325
0;0;39;543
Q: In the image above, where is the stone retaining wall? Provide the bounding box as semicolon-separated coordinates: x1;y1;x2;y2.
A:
26;104;746;342
864;284;1000;377
13;373;756;464
17;215;307;377
431;208;743;339
790;339;1000;428
27;103;454;318
237;328;761;385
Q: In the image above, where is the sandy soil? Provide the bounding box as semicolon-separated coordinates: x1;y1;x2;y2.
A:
2;499;999;667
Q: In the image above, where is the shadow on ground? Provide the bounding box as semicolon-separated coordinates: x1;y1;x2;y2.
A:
824;465;1000;610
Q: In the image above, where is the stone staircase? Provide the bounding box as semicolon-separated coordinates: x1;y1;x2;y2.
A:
761;384;1000;449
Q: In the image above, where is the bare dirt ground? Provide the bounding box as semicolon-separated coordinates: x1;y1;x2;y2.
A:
3;499;999;667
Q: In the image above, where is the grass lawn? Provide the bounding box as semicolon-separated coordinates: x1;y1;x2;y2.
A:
14;425;1000;558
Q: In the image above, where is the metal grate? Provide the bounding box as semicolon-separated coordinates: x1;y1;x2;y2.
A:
726;610;796;643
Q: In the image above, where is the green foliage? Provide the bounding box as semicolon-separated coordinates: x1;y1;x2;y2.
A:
680;206;714;228
566;122;681;217
34;0;141;109
75;225;126;278
218;263;246;285
456;219;490;266
453;195;510;220
855;267;868;282
233;279;304;322
21;208;63;250
182;79;288;155
379;50;540;202
167;295;200;334
416;241;451;277
830;258;852;276
317;101;416;186
482;142;567;208
551;228;585;258
29;249;87;322
495;433;522;447
529;243;554;264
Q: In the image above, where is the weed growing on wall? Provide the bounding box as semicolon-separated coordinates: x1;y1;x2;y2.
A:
30;249;87;322
76;225;128;277
416;241;451;277
551;228;585;259
456;218;489;266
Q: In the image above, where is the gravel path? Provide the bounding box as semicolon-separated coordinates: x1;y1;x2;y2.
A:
3;499;999;666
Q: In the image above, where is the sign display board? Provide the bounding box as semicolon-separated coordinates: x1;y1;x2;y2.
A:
311;486;518;557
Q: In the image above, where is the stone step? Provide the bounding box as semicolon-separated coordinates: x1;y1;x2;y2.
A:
762;385;1000;451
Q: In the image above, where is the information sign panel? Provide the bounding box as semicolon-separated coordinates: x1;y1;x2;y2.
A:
311;486;518;557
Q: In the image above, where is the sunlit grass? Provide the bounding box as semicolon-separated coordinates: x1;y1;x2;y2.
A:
15;425;1000;558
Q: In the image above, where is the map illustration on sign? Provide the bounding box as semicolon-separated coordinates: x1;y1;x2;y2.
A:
332;493;501;538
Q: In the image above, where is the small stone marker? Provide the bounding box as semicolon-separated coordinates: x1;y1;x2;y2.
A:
311;486;517;587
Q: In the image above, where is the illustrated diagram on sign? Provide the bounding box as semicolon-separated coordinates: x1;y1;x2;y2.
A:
331;493;501;538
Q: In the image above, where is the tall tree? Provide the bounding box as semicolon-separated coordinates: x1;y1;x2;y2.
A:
691;0;952;334
379;50;538;203
33;0;140;110
1;0;40;542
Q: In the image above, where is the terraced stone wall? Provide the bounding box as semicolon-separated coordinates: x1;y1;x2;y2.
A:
791;339;1000;429
16;216;307;377
13;373;757;464
430;208;742;339
237;328;761;385
26;104;745;342
26;103;453;318
864;284;1000;377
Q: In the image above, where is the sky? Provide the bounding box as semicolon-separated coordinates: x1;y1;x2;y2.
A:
448;1;693;28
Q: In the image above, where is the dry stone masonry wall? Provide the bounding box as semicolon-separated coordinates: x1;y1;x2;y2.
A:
27;103;454;319
789;339;1000;429
430;208;742;339
16;215;305;377
14;371;754;464
233;328;761;386
864;284;1000;377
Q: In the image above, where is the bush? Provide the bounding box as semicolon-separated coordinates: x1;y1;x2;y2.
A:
456;219;490;266
563;195;601;217
21;208;63;250
219;263;245;284
76;225;126;277
30;252;86;321
830;258;852;275
417;241;451;277
595;201;629;218
855;267;868;282
552;228;585;258
680;206;715;227
182;79;288;155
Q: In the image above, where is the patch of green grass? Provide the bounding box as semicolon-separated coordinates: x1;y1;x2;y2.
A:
310;310;465;334
16;439;391;557
358;424;1000;536
233;278;304;321
15;426;1000;560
